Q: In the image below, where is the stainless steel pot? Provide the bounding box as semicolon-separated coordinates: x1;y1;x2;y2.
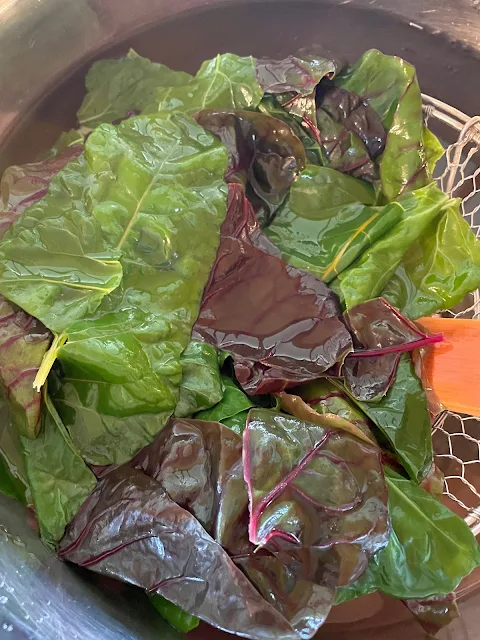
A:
0;1;479;638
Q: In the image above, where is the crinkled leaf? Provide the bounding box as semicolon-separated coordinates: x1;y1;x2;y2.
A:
336;469;480;602
175;342;223;418
193;183;352;395
195;109;306;225
5;113;229;465
243;408;389;554
403;593;459;635
259;96;325;166
317;85;386;158
382;200;480;318
256;53;340;95
144;54;264;115
265;165;401;280
58;464;303;640
335;182;450;309
335;49;429;200
338;354;433;483
342;298;442;401
195;375;254;434
315;108;378;182
23;394;96;546
0;149;81;436
298;379;376;443
77;49;192;127
0;300;50;437
0;145;83;239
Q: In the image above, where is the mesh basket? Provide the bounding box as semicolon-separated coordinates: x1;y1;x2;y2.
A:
422;94;480;536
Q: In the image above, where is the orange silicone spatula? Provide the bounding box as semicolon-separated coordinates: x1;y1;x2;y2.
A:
418;317;480;416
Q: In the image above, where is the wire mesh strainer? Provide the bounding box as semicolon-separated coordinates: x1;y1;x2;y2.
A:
422;94;480;537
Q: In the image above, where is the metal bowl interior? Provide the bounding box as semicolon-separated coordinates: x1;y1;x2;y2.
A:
0;1;480;638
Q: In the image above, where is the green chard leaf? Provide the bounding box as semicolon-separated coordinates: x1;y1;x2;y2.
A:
335;354;433;483
336;49;431;200
0;113;228;465
423;128;445;175
336;468;480;603
334;182;449;309
175;342;223;418
265;165;402;281
22;393;96;545
382;199;480;318
78;49;192;127
145;53;264;115
195;375;254;435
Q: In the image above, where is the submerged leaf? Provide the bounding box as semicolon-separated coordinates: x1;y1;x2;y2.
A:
335;182;450;309
403;593;459;635
0;113;228;465
336;469;480;602
195;109;306;224
382;200;480;318
193;183;352;395
23;393;96;545
243;409;389;555
265;165;401;280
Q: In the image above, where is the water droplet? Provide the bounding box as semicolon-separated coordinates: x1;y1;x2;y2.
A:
36;617;43;624
12;537;24;547
24;614;30;621
5;585;14;594
0;596;8;604
46;600;51;606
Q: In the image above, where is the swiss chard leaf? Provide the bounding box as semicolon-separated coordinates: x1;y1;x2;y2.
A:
315;108;378;182
77;49;192;127
175;342;223;418
264;165;402;281
335;49;429;200
382;200;480;318
336;469;480;602
144;54;264;115
195;375;254;434
1;113;228;465
256;53;340;95
193;183;353;395
58;460;305;639
243;408;389;554
402;593;459;635
195;109;306;225
258;96;325;166
317;85;386;158
0;148;81;437
342;297;443;401
297;379;376;443
23;393;96;546
336;354;433;483
335;182;450;309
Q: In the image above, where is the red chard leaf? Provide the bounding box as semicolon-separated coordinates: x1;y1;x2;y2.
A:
342;298;443;401
194;109;306;226
402;592;459;635
243;408;389;554
256;53;341;95
193;184;353;395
